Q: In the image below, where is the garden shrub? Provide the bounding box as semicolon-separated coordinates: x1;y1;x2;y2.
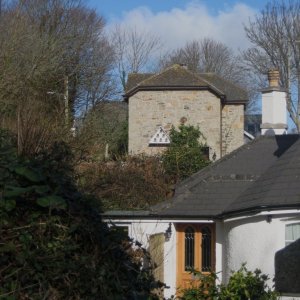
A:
219;264;278;300
0;132;161;299
162;125;209;181
77;155;172;210
180;264;278;300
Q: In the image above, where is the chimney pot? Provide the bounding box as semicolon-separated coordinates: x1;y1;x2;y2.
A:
268;69;280;87
261;69;287;135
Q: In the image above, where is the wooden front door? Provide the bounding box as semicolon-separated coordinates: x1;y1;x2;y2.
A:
176;223;215;290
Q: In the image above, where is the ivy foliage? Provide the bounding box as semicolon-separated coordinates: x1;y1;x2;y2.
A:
180;264;278;300
0;131;160;299
162;125;210;181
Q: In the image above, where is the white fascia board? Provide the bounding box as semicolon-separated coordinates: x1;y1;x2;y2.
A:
224;209;300;223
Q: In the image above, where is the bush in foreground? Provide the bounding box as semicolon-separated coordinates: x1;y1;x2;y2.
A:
180;264;278;300
0;134;161;299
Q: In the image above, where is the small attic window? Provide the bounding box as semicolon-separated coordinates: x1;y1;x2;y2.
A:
149;126;170;146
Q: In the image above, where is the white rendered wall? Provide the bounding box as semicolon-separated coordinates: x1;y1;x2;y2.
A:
130;220;177;299
215;221;224;282
108;219;177;298
223;213;300;299
107;215;300;299
108;219;218;298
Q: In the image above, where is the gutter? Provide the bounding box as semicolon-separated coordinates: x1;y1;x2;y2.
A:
219;204;300;219
124;85;227;101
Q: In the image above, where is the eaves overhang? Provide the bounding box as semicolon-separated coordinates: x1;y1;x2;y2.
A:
219;203;300;219
102;210;218;221
123;85;226;102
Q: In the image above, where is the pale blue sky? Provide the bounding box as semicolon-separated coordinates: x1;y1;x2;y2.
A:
88;0;270;22
87;0;273;51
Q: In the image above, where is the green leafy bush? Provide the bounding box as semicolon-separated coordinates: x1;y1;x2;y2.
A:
162;125;209;181
219;264;278;300
180;264;278;300
0;132;161;299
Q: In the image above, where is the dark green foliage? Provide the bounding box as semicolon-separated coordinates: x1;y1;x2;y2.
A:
162;125;210;181
180;264;278;300
0;131;160;299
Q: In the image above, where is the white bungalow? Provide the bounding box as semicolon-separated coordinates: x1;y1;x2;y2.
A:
104;70;300;299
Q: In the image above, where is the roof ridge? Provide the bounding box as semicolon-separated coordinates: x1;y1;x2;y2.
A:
135;64;212;87
133;64;183;89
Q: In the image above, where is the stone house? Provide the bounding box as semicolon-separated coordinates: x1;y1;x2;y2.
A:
104;71;300;299
124;64;248;160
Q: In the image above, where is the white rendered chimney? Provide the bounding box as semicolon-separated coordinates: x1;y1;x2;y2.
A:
261;70;287;135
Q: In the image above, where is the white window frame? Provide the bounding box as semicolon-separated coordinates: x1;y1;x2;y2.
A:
285;223;300;246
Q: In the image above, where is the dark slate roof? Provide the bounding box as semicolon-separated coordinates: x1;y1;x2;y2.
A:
124;64;248;103
225;135;300;214
126;73;153;91
149;135;300;219
199;73;248;102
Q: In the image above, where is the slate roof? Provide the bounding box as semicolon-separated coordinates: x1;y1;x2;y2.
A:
199;73;248;103
103;135;300;220
151;134;300;218
124;64;248;103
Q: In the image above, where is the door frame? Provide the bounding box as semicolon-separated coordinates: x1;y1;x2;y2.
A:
176;223;216;290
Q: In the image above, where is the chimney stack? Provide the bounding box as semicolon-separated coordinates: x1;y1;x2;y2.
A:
268;69;280;88
179;63;188;70
261;70;287;135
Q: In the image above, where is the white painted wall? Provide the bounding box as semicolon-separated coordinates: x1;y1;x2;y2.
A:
108;219;177;298
106;213;300;299
223;213;300;299
107;218;216;298
215;221;224;282
130;220;178;299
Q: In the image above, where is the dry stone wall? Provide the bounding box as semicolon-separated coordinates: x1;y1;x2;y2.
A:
128;90;244;159
128;90;221;159
221;104;244;156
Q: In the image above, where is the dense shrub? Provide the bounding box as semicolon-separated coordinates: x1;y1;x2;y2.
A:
77;125;210;210
180;264;278;300
77;155;172;210
162;125;210;181
0;133;161;299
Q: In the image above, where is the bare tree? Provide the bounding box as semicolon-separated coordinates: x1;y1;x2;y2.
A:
111;25;162;90
159;38;246;85
0;0;115;154
243;0;300;129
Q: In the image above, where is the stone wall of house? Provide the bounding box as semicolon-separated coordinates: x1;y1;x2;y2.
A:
221;104;244;156
128;90;222;159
